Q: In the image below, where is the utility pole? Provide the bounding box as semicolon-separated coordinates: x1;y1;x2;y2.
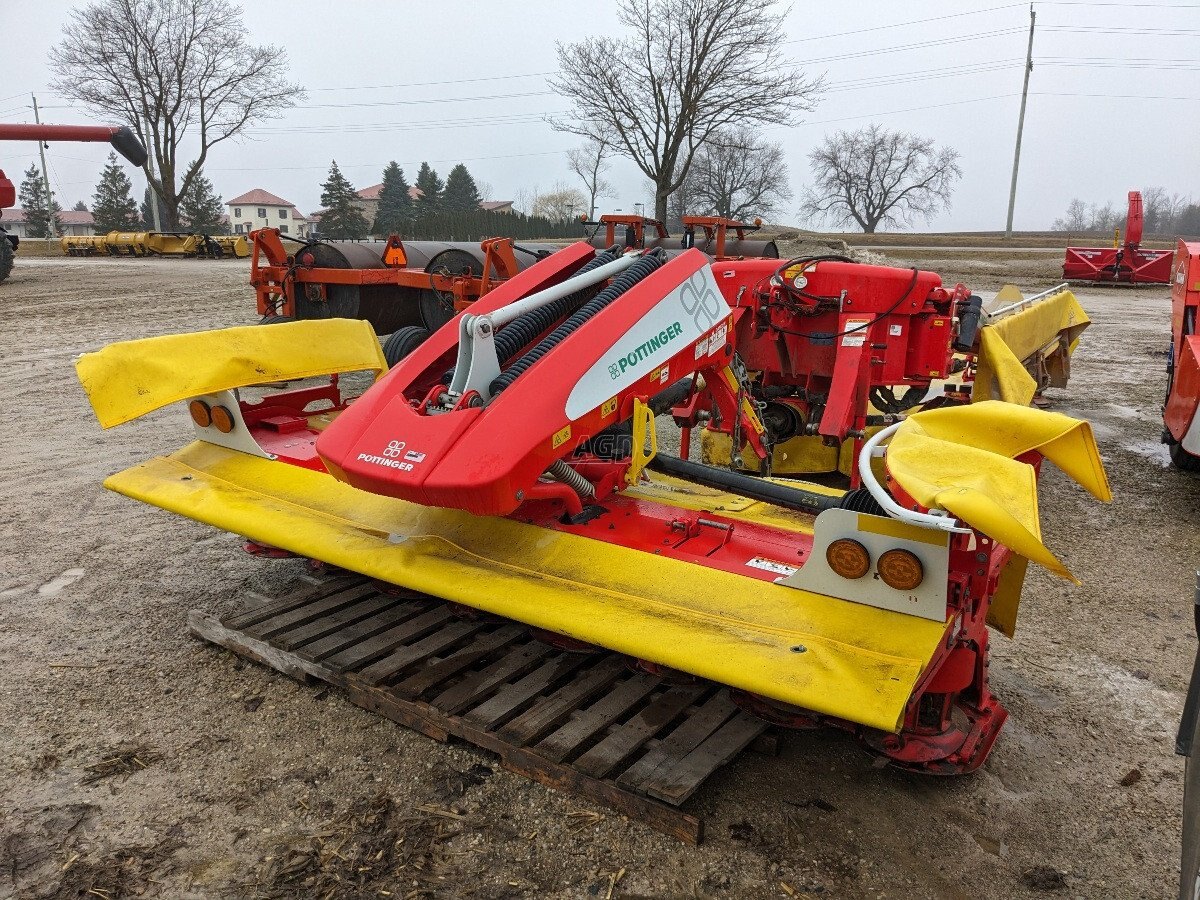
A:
142;114;163;232
31;94;57;246
1005;6;1036;239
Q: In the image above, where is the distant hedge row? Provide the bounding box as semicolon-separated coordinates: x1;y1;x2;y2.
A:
380;209;585;242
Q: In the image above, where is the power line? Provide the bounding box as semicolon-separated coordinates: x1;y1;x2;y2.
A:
304;71;555;93
207;148;573;174
799;28;1026;66
780;3;1025;45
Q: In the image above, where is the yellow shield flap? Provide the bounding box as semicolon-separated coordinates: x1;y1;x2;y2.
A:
975;289;1090;405
884;401;1111;582
104;441;953;733
76;319;387;429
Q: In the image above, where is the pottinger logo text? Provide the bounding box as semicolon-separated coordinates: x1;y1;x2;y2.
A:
358;439;415;471
608;322;683;380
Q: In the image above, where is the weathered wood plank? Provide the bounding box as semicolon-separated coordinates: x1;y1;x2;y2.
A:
447;713;703;845
324;606;455;673
243;583;379;640
355;620;484;685
392;625;525;700
274;596;397;651
429;642;553;716
497;656;628;747
644;713;769;805
224;575;368;630
461;654;591;731
188;610;332;683
296;599;429;661
616;691;737;793
533;674;660;764
572;686;705;780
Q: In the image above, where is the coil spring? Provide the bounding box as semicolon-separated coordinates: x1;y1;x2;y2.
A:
490;249;666;396
546;459;595;498
441;246;621;385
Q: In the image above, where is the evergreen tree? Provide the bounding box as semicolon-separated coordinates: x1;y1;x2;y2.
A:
90;152;141;232
18;165;62;237
413;162;444;215
141;186;168;230
372;161;412;236
72;200;88;212
318;160;369;239
442;163;482;213
179;166;226;232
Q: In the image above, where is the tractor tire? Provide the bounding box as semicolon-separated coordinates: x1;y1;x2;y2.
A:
383;326;430;368
0;236;14;284
1171;440;1200;472
259;314;294;325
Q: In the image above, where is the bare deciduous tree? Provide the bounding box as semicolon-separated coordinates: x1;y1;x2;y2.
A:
801;125;961;233
50;0;302;229
567;140;615;218
532;183;587;221
551;0;821;223
676;128;790;222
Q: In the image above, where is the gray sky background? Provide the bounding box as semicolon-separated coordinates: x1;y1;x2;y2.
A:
2;0;1196;231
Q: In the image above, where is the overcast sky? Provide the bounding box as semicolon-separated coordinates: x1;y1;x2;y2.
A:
2;0;1196;231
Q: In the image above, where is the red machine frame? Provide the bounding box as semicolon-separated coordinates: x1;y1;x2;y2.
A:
250;227;523;321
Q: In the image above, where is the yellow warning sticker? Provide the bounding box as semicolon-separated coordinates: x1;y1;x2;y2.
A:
551;425;572;449
601;397;618;418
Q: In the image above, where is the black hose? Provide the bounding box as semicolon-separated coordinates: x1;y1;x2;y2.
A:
647;455;883;516
490;249;666;396
442;246;621;385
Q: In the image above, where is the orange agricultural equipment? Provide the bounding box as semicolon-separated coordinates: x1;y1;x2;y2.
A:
0;123;147;283
1062;191;1173;285
1163;241;1200;468
585;213;779;259
250;227;563;364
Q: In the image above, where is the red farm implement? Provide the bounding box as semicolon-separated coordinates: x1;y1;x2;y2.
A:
1062;191;1173;285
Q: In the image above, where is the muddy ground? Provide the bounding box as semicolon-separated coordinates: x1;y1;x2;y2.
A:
0;252;1194;899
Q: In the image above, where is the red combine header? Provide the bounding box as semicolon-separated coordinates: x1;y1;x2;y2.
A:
1062;190;1173;285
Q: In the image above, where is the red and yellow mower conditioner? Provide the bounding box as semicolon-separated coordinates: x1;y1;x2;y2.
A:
77;241;1109;775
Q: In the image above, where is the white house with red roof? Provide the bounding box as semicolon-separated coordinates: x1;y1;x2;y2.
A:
225;189;310;238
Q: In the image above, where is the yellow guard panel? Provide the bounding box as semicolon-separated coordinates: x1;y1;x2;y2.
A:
76;319;387;428
104;441;950;733
885;401;1111;582
975;290;1090;405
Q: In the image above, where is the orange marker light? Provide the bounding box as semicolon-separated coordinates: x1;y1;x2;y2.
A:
826;539;870;580
878;549;924;591
210;405;235;434
188;400;212;428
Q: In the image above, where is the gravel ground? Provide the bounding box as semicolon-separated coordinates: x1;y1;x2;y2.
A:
0;254;1193;899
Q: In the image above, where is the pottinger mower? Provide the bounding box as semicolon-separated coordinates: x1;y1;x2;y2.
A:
77;243;1110;775
1162;241;1200;469
1062;190;1174;285
0;123;147;283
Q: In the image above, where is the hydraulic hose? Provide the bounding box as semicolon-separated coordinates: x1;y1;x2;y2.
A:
647;455;883;517
490;249;666;396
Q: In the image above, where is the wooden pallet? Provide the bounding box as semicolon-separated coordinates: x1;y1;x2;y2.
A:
189;574;771;843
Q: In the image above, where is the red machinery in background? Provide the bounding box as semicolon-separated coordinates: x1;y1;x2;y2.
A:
585;213;779;259
1163;241;1200;468
1062;190;1173;284
0;123;147;283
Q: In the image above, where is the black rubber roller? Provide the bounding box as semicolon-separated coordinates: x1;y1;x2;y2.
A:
490;249;666;396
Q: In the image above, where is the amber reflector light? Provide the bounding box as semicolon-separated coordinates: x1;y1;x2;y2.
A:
210;405;235;434
188;400;211;427
826;539;870;580
878;548;924;591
